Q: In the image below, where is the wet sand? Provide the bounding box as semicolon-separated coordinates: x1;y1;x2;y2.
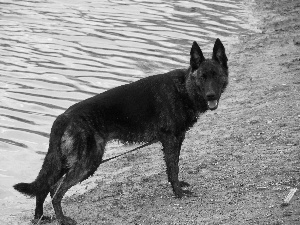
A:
2;0;300;224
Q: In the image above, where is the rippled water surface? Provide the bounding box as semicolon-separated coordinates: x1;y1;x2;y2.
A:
0;0;252;216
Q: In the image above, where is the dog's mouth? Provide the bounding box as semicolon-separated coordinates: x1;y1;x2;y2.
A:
207;100;218;110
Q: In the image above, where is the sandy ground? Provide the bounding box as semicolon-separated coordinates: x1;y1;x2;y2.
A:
3;0;300;224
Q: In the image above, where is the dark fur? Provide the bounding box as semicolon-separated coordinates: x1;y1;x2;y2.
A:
14;39;228;225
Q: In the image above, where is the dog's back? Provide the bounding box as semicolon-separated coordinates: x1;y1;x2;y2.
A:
63;69;201;143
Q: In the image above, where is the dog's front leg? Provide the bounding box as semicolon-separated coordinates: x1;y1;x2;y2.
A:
160;133;192;198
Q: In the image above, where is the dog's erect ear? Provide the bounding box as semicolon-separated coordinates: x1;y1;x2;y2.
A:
190;41;205;71
212;38;228;69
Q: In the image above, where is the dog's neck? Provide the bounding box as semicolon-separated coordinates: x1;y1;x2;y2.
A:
184;67;208;113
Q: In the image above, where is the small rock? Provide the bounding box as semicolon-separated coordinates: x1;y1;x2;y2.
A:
283;211;293;217
293;38;300;45
286;143;296;146
257;186;268;190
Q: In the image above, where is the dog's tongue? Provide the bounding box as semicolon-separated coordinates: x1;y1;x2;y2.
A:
208;100;218;110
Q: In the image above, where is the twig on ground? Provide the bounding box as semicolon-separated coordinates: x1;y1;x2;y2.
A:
281;187;298;207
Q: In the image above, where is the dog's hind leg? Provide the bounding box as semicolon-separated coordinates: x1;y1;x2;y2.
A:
50;133;105;225
34;189;51;221
160;132;192;198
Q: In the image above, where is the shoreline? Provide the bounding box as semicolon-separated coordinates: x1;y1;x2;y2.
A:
3;0;300;224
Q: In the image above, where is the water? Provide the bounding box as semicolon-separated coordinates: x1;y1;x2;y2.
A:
0;0;253;218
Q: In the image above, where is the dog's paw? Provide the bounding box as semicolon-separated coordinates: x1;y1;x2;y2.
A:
174;189;196;198
172;181;195;198
58;216;77;225
179;181;190;187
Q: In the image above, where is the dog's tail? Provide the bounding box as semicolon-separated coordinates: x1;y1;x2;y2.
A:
13;115;69;197
13;182;39;198
13;151;63;197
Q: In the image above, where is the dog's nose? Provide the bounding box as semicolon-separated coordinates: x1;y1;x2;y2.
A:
206;92;216;100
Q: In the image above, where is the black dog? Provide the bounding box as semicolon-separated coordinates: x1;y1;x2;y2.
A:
14;39;228;225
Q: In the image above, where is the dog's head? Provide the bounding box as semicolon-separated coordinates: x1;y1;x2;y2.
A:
188;38;228;110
